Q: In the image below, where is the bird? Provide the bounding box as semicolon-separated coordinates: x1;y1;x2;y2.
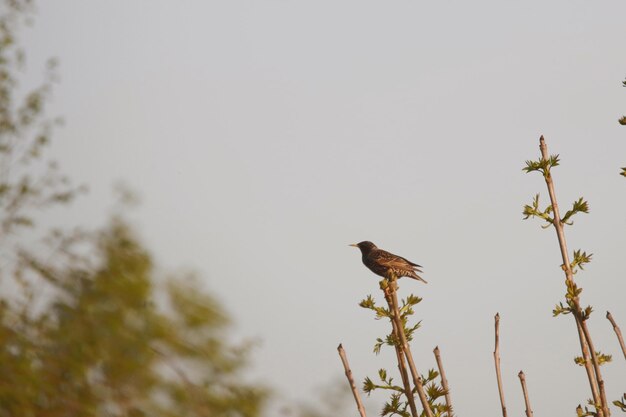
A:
350;241;427;283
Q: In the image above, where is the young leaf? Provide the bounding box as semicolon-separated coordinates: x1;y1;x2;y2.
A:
561;197;590;225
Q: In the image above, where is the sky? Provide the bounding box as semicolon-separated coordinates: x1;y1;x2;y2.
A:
19;1;626;416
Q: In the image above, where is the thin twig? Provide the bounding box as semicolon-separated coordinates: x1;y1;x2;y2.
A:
606;311;626;361
433;346;453;417
493;313;508;417
391;319;420;417
538;136;608;416
337;344;368;417
518;371;534;417
383;277;434;417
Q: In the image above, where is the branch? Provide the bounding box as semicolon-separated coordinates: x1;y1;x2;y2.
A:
606;312;626;361
391;318;420;417
382;277;434;417
493;313;508;417
433;346;453;417
536;136;608;416
337;344;368;417
518;371;534;417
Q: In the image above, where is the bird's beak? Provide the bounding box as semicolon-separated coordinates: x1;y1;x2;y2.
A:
349;243;358;247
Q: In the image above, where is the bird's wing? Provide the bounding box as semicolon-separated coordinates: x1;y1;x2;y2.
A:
374;250;421;271
400;256;422;269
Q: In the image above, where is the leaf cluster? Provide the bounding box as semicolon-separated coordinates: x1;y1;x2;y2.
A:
570;250;592;273
552;301;572;317
576;403;598;417
365;368;450;417
381;393;411;417
522;194;589;228
522;194;553;227
360;288;448;417
363;369;404;396
553;280;595;323
364;370;409;417
421;369;451;417
359;294;422;354
562;198;589;225
565;279;583;302
523;154;560;176
613;393;626;412
574;352;612;367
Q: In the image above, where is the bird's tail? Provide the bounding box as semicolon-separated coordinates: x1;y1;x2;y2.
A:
409;273;427;284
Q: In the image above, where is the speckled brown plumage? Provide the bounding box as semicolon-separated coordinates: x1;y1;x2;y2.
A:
351;241;426;283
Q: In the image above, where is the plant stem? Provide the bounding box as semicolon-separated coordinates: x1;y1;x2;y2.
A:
518;371;534;417
391;318;420;417
337;343;368;417
493;313;508;417
433;346;453;417
382;277;434;417
606;311;626;361
538;136;608;416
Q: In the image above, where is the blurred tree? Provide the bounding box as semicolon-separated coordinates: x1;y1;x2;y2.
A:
0;0;82;242
0;218;266;417
278;379;352;417
0;1;267;416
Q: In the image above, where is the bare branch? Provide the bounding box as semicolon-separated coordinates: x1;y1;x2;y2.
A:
493;313;508;417
433;346;453;417
518;371;534;417
606;311;626;361
337;343;368;417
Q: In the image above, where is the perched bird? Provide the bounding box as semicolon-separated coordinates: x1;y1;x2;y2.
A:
350;241;427;283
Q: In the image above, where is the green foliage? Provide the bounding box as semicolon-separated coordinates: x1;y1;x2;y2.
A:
420;369;451;417
360;294;391;321
571;250;592;273
576;403;598;417
553;301;572;317
580;305;593;321
524;144;614;414
0;219;267;417
381;393;411;417
362;369;404;396
523;154;560;176
522;194;589;228
565;279;583;300
574;352;612;367
0;4;267;416
360;289;450;417
522;194;554;228
400;294;423;316
359;294;422;354
0;0;83;239
561;198;589;226
613;393;626;412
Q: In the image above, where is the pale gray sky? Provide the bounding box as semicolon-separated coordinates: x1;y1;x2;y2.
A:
22;1;626;415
